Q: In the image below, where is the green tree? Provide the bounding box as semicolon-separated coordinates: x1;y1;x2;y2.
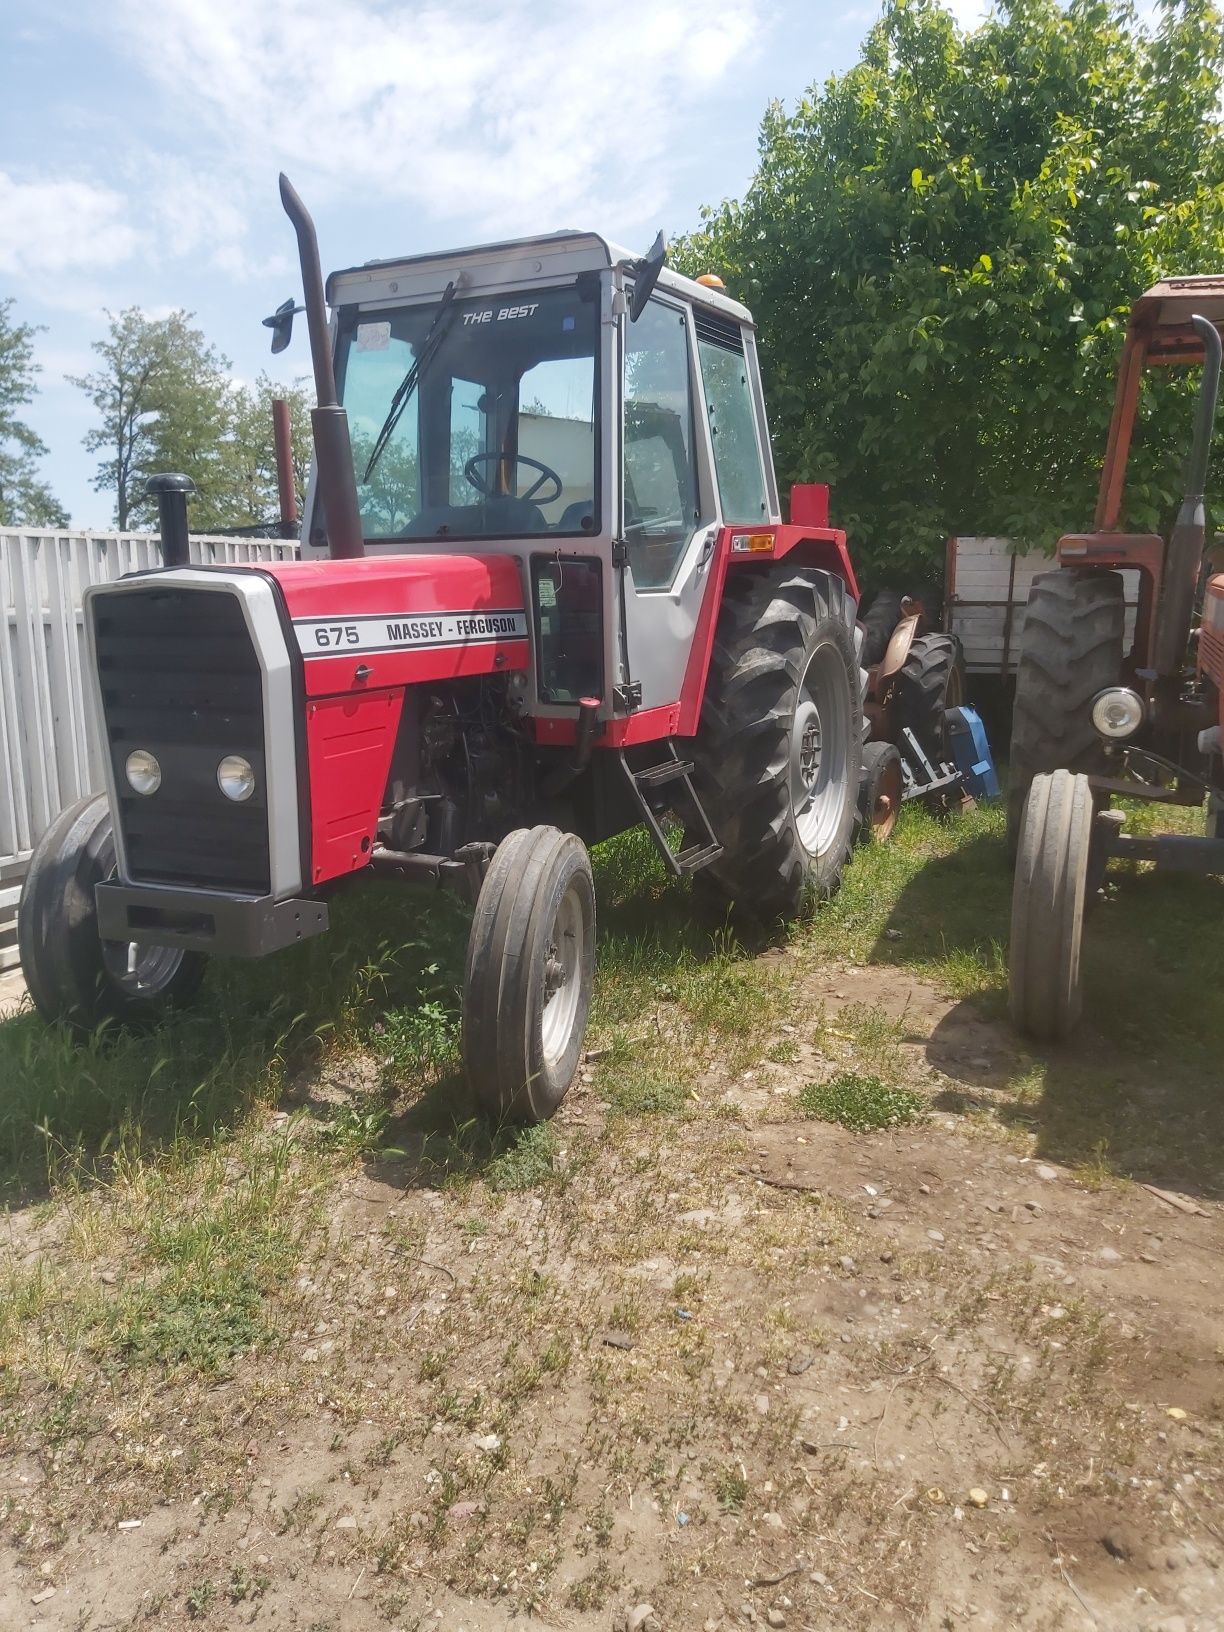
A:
226;374;313;528
672;0;1224;588
70;308;240;530
0;298;68;527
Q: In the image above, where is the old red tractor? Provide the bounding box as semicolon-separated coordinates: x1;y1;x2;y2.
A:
1009;278;1224;1037
19;177;866;1120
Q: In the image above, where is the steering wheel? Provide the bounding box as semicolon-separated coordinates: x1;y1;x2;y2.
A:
463;452;563;506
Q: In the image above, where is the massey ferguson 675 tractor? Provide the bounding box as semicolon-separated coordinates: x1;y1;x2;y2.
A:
19;176;864;1121
1009;277;1224;1039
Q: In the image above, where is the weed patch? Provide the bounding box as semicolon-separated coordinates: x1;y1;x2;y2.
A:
797;1072;925;1132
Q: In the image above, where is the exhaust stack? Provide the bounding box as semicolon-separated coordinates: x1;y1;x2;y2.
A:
278;173;364;561
1153;313;1221;675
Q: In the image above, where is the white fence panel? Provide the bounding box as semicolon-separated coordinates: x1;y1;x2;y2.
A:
946;536;1139;675
0;531;295;971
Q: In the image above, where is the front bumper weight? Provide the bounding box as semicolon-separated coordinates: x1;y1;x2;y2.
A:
95;882;328;958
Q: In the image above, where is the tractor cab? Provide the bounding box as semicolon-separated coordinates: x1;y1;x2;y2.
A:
299;232;781;719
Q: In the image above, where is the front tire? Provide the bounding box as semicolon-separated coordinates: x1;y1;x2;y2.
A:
692;569;862;921
462;826;596;1124
1009;770;1093;1041
857;741;903;843
18;793;206;1033
1008;571;1124;850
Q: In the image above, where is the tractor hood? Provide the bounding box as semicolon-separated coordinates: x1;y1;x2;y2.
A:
255;554;528;696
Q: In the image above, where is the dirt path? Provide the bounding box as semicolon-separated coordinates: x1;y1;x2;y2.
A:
2;956;1221;1632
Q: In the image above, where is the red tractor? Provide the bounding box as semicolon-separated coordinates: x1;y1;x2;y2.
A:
19;177;865;1121
1009;278;1224;1038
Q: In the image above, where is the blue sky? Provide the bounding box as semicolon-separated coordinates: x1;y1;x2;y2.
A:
2;0;985;527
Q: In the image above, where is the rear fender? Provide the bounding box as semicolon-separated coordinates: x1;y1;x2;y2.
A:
676;524;859;736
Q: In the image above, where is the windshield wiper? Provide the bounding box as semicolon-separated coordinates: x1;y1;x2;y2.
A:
362;279;460;483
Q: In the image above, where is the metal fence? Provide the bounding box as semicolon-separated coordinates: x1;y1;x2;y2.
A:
0;531;295;971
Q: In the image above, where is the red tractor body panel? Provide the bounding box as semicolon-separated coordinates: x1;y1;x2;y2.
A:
1199;576;1224;711
259;554;530;696
306;687;405;884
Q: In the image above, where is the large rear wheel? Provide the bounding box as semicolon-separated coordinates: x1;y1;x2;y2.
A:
1009;770;1093;1041
1008;570;1124;851
898;632;965;761
18;793;206;1033
691;568;862;921
462;826;596;1124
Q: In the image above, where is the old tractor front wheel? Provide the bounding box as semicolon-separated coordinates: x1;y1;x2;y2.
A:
462;826;596;1124
857;741;903;844
1009;770;1093;1041
18;793;206;1034
692;568;862;921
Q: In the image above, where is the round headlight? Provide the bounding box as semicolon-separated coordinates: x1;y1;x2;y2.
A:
125;749;161;796
1091;686;1145;740
217;754;256;802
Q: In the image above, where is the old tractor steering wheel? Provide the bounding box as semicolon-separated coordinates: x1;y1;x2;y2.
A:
464;452;563;506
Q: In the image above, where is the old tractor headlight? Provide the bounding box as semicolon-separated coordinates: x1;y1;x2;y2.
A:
125;748;162;796
1091;687;1144;741
217;754;256;802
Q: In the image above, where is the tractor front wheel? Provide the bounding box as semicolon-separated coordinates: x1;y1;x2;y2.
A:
857;741;903;843
1009;769;1093;1041
692;568;862;921
18;792;206;1033
462;826;596;1124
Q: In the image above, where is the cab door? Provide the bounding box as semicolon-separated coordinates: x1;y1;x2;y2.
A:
616;294;775;714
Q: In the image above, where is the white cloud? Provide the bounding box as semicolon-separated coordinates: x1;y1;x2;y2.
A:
106;0;763;235
0;173;142;278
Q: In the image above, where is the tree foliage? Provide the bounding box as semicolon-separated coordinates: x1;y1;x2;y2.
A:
0;298;67;528
672;0;1224;588
70;309;313;533
70;309;237;530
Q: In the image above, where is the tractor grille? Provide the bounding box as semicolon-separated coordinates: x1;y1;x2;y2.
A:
91;585;271;894
1202;614;1224;690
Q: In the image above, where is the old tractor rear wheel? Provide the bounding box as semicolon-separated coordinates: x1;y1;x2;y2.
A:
462;825;596;1124
1009;769;1093;1041
691;568;862;921
858;589;905;667
898;632;965;761
18;792;206;1033
857;741;903;843
1008;570;1124;852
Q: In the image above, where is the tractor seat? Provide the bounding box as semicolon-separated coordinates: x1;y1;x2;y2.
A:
557;500;598;534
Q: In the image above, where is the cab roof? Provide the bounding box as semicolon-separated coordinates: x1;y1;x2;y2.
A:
326;229;755;329
1131;274;1224;364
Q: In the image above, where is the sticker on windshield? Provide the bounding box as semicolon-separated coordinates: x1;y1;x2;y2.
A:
462;303;540;327
356;322;391;351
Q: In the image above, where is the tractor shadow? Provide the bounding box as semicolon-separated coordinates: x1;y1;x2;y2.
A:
868;829;1224;1203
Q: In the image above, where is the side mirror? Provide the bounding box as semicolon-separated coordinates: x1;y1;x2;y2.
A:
628;232;667;322
262;296;304;355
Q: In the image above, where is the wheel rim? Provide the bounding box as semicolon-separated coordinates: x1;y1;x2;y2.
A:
872;758;903;841
100;938;187;998
790;644;852;857
539;879;585;1068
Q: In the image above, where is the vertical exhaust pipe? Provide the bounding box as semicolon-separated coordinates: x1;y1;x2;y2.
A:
271;397;299;536
1153;314;1221;674
278;173;364;560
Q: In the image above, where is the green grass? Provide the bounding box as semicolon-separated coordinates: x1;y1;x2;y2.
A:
797;1072;926;1132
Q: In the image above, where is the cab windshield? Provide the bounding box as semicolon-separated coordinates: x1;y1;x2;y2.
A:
336;281;599;541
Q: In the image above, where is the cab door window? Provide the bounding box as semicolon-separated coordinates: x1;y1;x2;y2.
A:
696;313;769;524
623;299;698;588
